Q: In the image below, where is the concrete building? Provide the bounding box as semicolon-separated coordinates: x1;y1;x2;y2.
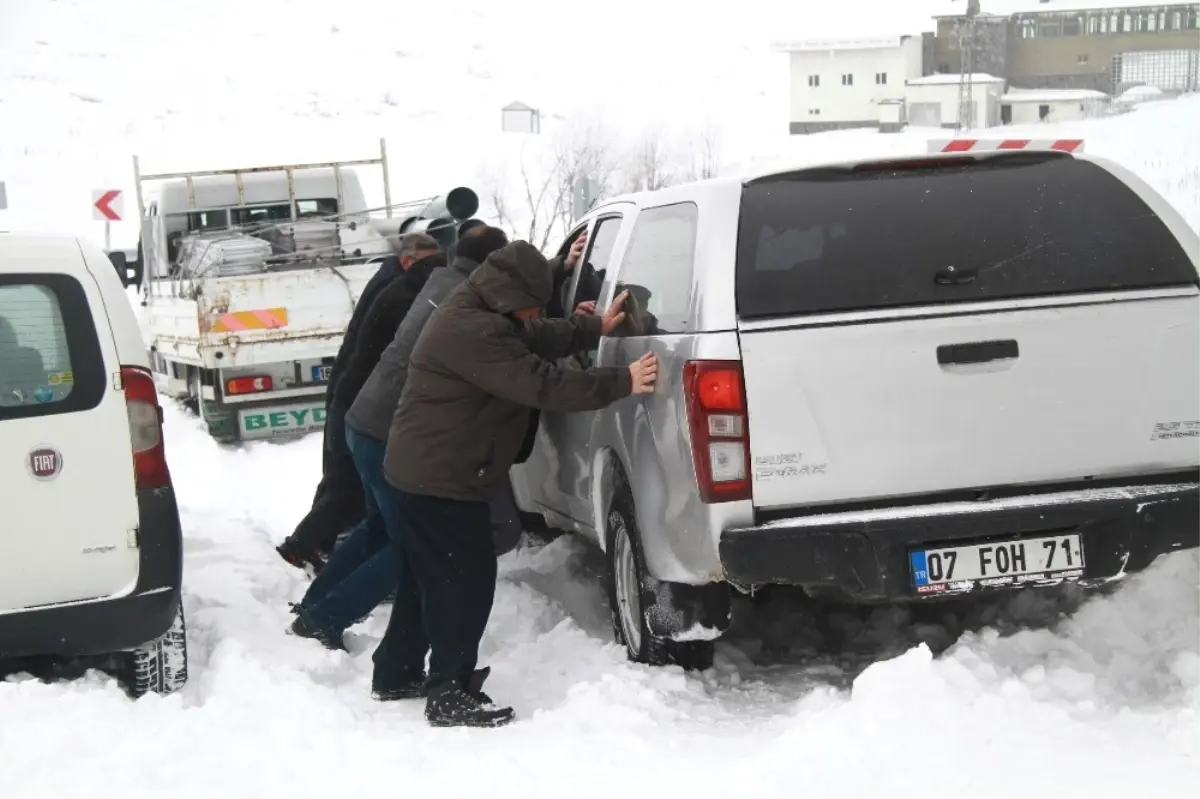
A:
933;1;1200;93
774;35;933;134
905;72;1008;127
1000;86;1112;121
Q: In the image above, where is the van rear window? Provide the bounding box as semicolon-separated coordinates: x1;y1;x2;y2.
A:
0;274;105;420
735;156;1197;319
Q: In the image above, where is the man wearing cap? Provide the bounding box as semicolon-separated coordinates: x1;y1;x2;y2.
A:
276;232;442;573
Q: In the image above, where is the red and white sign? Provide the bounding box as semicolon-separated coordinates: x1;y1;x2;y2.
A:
92;189;124;222
927;139;1085;154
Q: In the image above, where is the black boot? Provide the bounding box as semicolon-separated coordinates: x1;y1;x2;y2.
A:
424;667;515;728
288;614;346;652
276;538;327;574
371;670;426;702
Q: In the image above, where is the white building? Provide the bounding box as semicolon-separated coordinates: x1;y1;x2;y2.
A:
1000;87;1111;123
773;35;928;134
905;72;1008;128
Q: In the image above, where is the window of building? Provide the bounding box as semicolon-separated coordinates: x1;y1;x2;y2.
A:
841;73;854;86
1078;54;1089;64
0;275;105;420
1018;18;1037;38
1123;13;1133;32
1062;16;1082;36
875;72;888;85
1087;14;1099;34
808;108;822;115
611;203;699;336
1038;19;1062;37
808;74;820;87
1187;8;1199;29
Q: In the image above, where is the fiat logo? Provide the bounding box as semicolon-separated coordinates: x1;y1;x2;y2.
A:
28;447;63;481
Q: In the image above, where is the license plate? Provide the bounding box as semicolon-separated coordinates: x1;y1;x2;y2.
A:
311;365;332;382
238;401;327;440
909;533;1085;596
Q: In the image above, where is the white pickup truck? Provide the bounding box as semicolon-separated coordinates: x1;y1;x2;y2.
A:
122;142;477;443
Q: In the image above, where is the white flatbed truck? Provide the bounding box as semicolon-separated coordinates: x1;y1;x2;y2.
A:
129;141;402;443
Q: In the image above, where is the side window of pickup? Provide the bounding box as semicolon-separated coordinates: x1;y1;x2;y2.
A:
610;202;698;337
562;215;624;369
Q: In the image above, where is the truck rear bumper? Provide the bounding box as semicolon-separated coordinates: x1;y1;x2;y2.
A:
719;478;1199;601
0;486;184;659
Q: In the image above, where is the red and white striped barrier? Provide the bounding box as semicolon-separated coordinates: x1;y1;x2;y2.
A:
927;138;1085;154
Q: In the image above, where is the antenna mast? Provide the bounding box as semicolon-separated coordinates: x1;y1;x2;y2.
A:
956;0;981;132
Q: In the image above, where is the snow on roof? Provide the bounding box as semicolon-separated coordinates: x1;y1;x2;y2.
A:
772;35;914;52
1001;88;1110;102
907;72;1006;85
933;0;1195;18
1121;84;1166;97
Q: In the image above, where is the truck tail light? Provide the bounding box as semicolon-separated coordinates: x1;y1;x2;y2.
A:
226;375;273;395
684;360;751;503
121;366;171;491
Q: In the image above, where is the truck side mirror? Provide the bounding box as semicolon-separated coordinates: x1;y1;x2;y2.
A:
107;250;136;287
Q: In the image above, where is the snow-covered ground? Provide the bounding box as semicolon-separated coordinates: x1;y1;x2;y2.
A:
3;1;1200;796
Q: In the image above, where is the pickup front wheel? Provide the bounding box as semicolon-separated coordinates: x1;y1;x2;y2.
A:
605;488;714;671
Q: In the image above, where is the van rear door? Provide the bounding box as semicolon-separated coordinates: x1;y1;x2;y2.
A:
735;154;1200;511
0;238;141;610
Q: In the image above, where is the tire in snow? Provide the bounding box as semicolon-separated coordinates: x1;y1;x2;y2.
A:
127;603;189;698
605;486;714;672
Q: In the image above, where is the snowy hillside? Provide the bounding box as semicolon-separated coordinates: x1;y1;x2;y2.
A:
2;1;1200;797
0;0;952;246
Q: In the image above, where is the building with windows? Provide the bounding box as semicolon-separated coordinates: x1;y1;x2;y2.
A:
933;1;1200;92
773;35;933;134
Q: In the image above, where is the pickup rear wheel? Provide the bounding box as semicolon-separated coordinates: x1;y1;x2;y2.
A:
605;488;714;671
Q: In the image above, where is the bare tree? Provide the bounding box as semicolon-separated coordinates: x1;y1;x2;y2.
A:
683;125;722;182
478;121;619;251
623;130;677;194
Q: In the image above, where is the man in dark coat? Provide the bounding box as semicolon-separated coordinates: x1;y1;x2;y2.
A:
276;233;441;572
376;241;658;728
285;226;508;659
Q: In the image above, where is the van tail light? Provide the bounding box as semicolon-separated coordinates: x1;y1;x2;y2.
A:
121;366;171;490
225;375;273;395
684;360;751;504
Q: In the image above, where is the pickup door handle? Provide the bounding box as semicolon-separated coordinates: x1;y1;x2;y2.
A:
937;339;1019;366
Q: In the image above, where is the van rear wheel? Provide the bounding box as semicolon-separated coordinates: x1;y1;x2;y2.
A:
126;603;189;698
605;487;714;671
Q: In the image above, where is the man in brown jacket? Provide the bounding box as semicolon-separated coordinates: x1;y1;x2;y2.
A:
377;240;656;728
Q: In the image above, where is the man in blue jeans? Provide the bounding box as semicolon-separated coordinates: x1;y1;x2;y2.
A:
285;228;510;695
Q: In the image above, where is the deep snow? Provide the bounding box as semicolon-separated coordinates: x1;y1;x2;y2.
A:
2;1;1200;796
2;399;1197;798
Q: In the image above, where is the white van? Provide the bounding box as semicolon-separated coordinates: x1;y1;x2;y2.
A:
0;233;187;696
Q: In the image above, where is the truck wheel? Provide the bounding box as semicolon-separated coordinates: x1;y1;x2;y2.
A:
605;487;714;671
188;373;237;444
126;603;189;698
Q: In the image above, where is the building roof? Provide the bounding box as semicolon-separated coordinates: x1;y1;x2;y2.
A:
933;0;1196;18
907;72;1007;85
502;101;534;111
771;35;917;52
1001;87;1110;101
